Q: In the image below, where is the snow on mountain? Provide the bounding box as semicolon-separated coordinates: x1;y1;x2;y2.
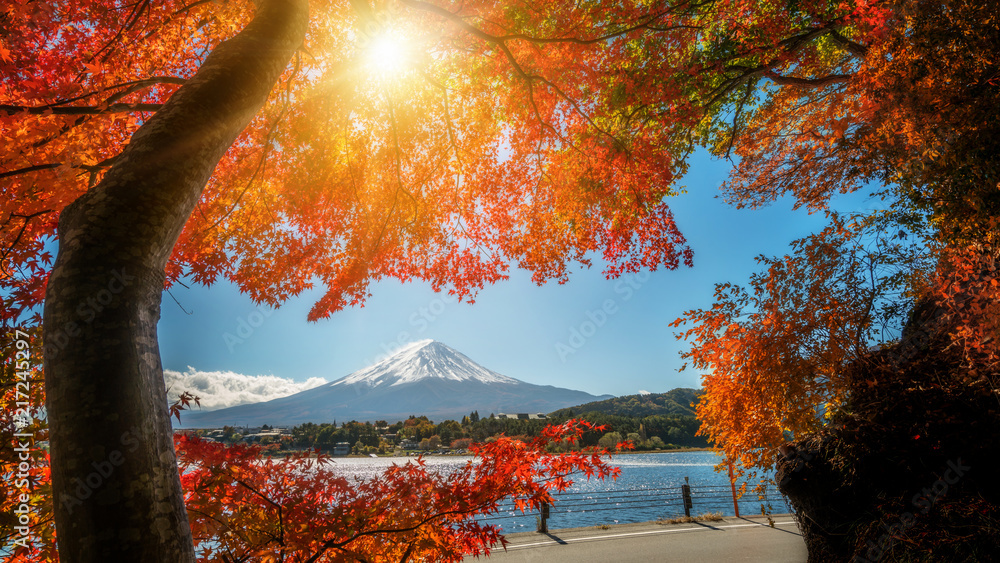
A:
331;340;519;388
174;340;613;427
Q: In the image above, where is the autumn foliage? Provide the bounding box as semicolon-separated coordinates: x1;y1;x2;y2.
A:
671;214;931;474
668;0;1000;558
178;420;620;562
3;0;965;470
0;0;722;325
768;238;1000;560
4;0;1000;559
672;0;1000;475
3;404;620;562
6;0;973;323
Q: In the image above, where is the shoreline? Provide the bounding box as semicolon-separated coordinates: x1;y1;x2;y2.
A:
613;446;712;454
327;447;713;458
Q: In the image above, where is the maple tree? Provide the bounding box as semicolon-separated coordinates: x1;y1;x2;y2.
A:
4;0;700;559
669;0;1000;558
3;0;995;560
671;0;999;465
671;212;935;476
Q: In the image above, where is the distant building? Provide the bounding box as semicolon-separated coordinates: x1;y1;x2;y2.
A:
333;442;351;456
399;439;419;450
496;413;547;420
243;431;284;443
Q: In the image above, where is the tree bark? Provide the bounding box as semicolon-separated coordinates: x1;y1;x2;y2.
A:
41;0;308;560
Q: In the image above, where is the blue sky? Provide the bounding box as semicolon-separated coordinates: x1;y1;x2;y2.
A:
158;148;877;404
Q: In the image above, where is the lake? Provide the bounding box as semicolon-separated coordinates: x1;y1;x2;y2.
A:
326;451;791;532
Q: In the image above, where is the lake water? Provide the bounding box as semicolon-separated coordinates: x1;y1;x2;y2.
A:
327;451;791;532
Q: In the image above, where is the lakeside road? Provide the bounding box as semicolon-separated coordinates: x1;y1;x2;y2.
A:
464;515;807;563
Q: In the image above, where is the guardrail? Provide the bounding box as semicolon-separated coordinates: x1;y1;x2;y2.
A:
478;480;789;532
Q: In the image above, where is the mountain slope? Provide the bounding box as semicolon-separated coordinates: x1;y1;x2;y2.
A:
548;388;703;418
331;340;519;388
176;340;612;427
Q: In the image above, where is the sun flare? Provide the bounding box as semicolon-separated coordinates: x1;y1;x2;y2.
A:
365;34;409;77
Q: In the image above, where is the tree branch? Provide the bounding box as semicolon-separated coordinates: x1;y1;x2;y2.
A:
724;79;756;161
763;70;852;88
303;504;494;563
39;76;187;109
0;163;61;180
102;76;187;105
4;76;183;117
0;155;120;181
400;0;628;158
400;0;688;46
828;29;869;58
702;22;858;109
0;210;53;278
1;102;163;116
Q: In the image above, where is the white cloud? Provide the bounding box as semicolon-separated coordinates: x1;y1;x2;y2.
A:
164;367;327;411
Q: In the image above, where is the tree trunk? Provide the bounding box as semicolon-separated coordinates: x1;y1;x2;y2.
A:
41;1;308;560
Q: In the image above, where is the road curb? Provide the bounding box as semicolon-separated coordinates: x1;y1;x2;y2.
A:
497;513;800;550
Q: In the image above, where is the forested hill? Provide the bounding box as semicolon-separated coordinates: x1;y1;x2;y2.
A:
549;388;702;418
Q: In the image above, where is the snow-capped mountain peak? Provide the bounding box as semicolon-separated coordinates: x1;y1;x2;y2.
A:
329;340;519;388
175;340;615;427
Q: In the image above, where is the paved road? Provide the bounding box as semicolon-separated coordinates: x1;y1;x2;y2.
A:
464;515;807;562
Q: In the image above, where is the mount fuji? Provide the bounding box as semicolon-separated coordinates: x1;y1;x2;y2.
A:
175;340;613;427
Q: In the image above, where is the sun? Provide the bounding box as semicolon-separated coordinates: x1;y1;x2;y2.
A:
365;33;409;77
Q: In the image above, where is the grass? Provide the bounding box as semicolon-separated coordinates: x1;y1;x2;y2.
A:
591;512;726;529
654;512;725;525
